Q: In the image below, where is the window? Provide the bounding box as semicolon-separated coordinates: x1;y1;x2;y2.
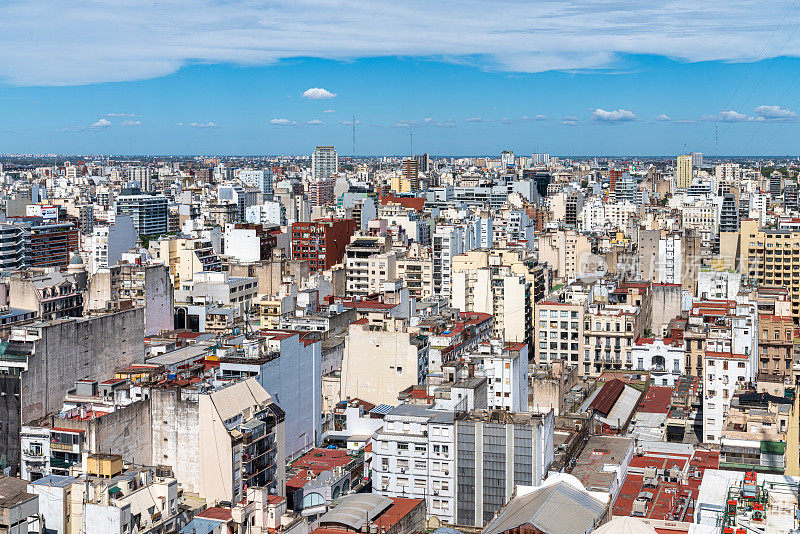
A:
398;443;409;451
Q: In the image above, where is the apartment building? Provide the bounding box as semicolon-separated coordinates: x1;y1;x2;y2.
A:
631;337;685;386
28;461;183;534
344;235;397;297
463;340;529;412
152;378;286;504
149;236;222;289
396;255;434;300
340;313;429;406
583;304;643;377
291;218;357;273
218;330;322;460
534;300;584;369
432;225;466;298
758;314;794;378
371;405;456;523
312;146;338;180
696;300;758;443
26;221;80;268
733;218;800;320
537;229;591;282
451;267;531;346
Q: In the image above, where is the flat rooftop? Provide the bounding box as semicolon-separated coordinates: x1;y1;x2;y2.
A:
570;435;634;493
613;448;719;522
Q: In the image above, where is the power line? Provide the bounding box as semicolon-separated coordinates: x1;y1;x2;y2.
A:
698;0;799;152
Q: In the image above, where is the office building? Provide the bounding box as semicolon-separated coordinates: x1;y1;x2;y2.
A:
115;193;168;236
455;410;555;527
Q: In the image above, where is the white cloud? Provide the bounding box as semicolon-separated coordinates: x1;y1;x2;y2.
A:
465;117;490;123
121;120;141;126
754;105;797;120
655;114;671;121
106;112;138;117
338;119;361;126
307;119;323;125
269;118;296;125
302;87;337;99
701;109;753;122
4;2;800;85
592;108;637;122
323;109;335;113
562;115;579;126
188;121;218;128
89;118;112;129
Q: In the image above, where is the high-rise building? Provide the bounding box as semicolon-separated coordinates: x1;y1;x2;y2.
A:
27;221;80;268
312;145;338;180
414;153;430;173
719;193;739;233
455;410;555;527
676;155;693;189
733;219;800;320
115;193;168;236
691;152;703;167
239;169;274;199
0;224;27;270
308;176;336;206
501;150;515;169
291;218;357;273
770;171;783;199
402;158;420;191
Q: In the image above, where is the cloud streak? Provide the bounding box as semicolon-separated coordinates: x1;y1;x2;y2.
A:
5;1;800;86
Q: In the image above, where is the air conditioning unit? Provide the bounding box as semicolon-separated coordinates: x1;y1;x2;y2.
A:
433;490;439;495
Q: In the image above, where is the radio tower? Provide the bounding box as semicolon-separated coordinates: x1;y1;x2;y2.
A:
352;115;356;158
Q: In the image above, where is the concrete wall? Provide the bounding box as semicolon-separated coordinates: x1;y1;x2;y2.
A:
257;335;321;460
650;284;682;336
86;270;112;311
0;376;21;474
20;309;145;425
51;398;152;466
150;387;200;494
144;265;174;336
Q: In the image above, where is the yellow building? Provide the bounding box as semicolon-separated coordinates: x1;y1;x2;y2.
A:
677;154;693;189
736;218;800;320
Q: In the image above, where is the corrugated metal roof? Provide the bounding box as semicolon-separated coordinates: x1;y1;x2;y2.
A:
590;379;625;416
318;493;393;530
482;481;606;534
370;404;394;415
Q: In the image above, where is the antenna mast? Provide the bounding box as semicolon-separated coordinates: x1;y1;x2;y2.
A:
352;115;356;158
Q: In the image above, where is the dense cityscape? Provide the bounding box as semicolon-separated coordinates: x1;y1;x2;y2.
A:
0;150;798;534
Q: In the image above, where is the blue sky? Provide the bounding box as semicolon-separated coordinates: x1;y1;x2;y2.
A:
2;1;800;156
